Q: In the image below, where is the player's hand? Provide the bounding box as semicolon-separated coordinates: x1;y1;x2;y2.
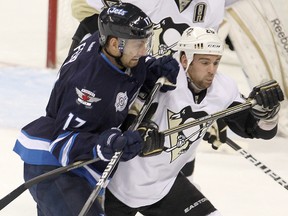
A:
96;128;142;161
138;120;164;157
203;119;227;150
249;80;284;120
147;55;179;92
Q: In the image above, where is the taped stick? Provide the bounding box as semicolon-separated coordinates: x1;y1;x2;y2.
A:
162;99;257;137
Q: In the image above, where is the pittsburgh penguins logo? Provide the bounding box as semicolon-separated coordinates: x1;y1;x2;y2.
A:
165;106;210;162
152;3;207;57
153;17;189;57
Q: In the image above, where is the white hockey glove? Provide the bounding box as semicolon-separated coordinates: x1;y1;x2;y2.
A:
249;80;284;119
203;119;227;150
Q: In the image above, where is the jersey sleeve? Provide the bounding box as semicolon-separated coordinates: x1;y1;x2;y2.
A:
218;73;278;139
225;103;278;140
72;0;100;21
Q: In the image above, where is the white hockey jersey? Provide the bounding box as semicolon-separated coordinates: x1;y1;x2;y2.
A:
107;65;244;208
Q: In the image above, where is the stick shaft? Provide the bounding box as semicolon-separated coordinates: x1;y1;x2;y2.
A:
162;100;255;136
0;158;100;210
226;137;288;190
78;77;165;216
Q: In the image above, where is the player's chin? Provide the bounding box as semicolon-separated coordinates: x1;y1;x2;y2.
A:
128;59;140;68
204;80;213;88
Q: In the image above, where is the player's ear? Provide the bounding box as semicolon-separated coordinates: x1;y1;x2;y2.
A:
180;51;188;70
107;37;121;56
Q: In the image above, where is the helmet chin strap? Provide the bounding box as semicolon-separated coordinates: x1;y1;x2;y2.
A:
184;57;205;93
186;73;205;93
104;46;125;69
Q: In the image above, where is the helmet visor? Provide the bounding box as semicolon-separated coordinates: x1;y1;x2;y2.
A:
121;35;153;57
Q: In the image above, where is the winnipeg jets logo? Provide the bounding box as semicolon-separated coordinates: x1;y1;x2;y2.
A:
76;88;101;108
115;91;128;112
107;7;127;16
165;106;209;162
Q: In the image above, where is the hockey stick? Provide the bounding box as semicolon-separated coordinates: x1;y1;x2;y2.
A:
226;137;288;190
162;99;257;137
0;158;100;210
78;77;166;216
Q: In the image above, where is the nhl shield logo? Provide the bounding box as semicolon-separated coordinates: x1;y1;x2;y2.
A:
115;91;128;112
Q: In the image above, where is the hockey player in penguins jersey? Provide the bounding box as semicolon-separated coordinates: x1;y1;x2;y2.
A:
104;27;284;216
70;0;234;56
13;3;179;216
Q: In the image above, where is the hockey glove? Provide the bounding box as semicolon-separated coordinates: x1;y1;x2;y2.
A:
249;80;284;120
121;130;143;161
146;55;179;92
138;120;165;157
203;119;227;150
96;128;142;162
96;128;123;161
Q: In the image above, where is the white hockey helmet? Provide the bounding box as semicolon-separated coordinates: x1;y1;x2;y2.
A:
176;27;224;68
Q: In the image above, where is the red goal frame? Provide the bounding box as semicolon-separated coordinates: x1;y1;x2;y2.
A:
47;0;57;68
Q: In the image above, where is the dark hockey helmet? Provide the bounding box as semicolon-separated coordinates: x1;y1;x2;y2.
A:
98;2;153;46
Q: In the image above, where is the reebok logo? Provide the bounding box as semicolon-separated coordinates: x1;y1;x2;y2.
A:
271;18;288;54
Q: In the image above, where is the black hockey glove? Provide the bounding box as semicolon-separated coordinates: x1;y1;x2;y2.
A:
96;128;142;162
146;55;179;92
203;119;227;150
248;80;284;120
137;120;165;157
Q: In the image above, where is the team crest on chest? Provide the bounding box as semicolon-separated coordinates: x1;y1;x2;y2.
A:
76;87;101;108
115;91;128;112
165;106;209;162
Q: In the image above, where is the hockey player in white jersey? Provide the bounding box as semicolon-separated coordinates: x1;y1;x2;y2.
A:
103;27;284;216
71;0;230;56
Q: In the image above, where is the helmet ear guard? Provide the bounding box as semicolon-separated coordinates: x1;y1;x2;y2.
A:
176;27;224;68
